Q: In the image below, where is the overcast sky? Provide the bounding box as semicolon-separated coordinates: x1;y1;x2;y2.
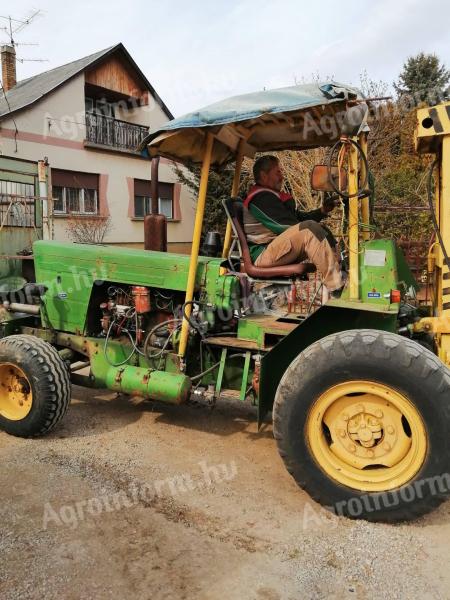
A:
3;0;449;117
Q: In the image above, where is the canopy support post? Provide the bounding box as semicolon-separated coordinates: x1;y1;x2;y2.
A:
178;133;214;360
359;133;370;242
348;137;360;301
222;139;245;258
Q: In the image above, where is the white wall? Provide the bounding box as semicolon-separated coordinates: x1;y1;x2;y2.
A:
0;73;196;248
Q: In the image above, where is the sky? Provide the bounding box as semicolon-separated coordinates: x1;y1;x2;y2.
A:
2;0;449;117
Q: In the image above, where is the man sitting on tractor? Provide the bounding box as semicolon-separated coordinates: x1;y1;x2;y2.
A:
243;155;345;296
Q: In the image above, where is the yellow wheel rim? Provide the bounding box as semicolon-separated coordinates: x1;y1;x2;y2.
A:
0;363;33;421
306;381;427;492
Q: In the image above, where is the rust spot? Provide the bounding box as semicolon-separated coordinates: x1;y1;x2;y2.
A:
252;362;261;395
115;368;124;384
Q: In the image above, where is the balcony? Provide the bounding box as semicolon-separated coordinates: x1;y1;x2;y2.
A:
85;113;149;154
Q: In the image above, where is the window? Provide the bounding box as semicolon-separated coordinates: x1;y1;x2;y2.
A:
52;169;99;216
84;188;98;214
85;96;115;118
85;97;94;113
133;180;174;220
96;99;115;118
52;186;98;215
134;195;151;218
158;196;173;219
52;185;65;213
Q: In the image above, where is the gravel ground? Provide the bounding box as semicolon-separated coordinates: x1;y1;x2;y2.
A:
0;386;449;600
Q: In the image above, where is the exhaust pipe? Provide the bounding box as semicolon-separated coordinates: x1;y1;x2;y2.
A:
1;302;40;315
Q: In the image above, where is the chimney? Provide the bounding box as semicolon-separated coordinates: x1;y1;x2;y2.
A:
1;45;17;92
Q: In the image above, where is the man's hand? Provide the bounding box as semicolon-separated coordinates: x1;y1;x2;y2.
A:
321;193;340;215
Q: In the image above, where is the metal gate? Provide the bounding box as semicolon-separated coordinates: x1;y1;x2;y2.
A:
0;157;44;293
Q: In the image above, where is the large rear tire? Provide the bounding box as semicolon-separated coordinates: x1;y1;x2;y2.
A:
273;329;450;521
0;335;71;437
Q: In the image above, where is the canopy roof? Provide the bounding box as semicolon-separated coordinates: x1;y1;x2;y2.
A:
141;82;364;167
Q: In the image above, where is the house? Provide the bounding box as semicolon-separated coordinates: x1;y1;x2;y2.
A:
0;42;195;253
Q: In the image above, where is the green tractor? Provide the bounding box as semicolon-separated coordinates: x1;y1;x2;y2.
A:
1;83;449;522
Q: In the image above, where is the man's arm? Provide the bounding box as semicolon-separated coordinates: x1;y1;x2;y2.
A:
249;191;340;232
296;195;340;222
296;207;325;222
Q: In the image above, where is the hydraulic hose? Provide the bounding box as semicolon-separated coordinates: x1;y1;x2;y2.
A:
327;137;369;199
143;318;182;360
182;300;206;335
104;318;136;367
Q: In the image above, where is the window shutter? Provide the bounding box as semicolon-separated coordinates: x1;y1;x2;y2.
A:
134;179;152;196
52;169;98;190
134;180;173;199
159;182;173;199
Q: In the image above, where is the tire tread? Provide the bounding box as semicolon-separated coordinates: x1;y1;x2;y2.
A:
273;329;450;522
0;335;71;437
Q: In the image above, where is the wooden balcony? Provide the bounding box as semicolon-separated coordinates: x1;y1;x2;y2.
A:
85;113;148;154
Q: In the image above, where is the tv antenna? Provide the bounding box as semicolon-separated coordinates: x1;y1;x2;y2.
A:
0;10;48;64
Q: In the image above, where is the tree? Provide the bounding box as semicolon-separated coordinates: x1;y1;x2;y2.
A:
173;161;252;237
359;73;433;264
276;149;325;211
394;52;450;105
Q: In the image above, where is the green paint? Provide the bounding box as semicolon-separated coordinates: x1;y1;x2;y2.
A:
10;236;416;424
103;365;191;404
0;157;40;177
237;318;265;346
237;315;299;348
33;241;227;333
215;348;228;395
240;351;252;401
339;239;417;307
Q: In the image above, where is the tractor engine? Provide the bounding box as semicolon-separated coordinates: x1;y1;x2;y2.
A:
94;284;183;359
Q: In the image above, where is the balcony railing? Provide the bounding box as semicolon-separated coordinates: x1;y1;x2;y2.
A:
85;113;149;152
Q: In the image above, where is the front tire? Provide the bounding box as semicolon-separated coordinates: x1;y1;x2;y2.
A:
273;329;450;522
0;335;71;437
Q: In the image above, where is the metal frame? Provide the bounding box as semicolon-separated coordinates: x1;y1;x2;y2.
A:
415;102;450;365
178;132;214;359
222;138;245;258
348;137;360;301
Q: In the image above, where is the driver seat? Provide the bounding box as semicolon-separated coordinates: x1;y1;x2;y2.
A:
223;198;316;279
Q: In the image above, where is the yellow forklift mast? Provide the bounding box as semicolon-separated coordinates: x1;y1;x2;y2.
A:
415;102;450;366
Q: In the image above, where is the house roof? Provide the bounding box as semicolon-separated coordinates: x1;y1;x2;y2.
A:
0;42;173;121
